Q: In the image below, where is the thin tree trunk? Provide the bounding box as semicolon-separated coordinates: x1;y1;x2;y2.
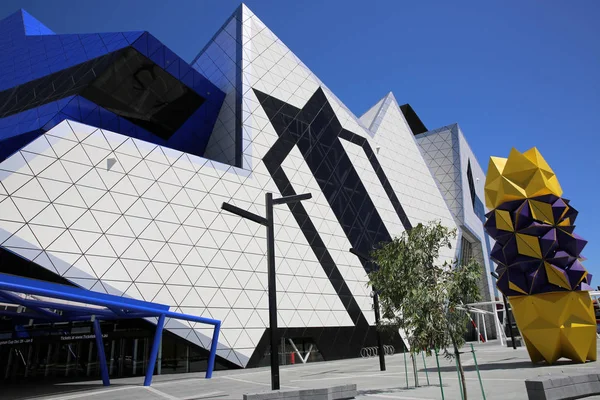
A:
410;352;419;387
452;339;467;400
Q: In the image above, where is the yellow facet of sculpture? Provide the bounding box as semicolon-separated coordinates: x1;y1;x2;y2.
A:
509;292;597;364
484;147;563;209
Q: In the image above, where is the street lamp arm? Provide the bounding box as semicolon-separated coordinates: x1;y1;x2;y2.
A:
272;193;312;205
221;202;268;226
349;247;370;262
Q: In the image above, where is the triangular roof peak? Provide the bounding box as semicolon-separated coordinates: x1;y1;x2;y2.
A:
21;9;55;35
0;9;55;37
359;91;400;132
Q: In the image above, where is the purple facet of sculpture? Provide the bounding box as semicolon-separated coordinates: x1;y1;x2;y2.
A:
484;196;591;296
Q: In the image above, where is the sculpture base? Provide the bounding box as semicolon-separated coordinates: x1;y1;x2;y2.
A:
509;291;597;364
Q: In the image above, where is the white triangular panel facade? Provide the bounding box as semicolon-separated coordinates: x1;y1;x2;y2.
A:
359;93;459;262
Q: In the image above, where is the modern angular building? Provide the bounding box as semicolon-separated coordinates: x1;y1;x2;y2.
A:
0;5;496;381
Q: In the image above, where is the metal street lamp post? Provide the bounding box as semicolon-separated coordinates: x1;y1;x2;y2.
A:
349;248;386;372
222;192;312;390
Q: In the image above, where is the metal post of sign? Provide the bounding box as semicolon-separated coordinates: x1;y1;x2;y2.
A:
222;192;312;391
349;248;386;372
372;291;386;372
503;295;517;349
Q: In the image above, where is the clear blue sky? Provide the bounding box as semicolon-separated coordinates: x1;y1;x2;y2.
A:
1;1;599;280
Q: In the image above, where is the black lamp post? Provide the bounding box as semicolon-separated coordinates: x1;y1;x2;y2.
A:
222;192;312;390
490;271;516;349
349;248;386;372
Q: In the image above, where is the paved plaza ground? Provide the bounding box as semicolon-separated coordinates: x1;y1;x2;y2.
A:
4;341;600;400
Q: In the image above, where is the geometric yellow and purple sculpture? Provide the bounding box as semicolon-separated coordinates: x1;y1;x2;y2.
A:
484;147;596;364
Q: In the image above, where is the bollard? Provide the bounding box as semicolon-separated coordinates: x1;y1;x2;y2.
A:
455;357;465;400
421;351;430;385
403;349;409;388
435;349;445;400
470;344;486;400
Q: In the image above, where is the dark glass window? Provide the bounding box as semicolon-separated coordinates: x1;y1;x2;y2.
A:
0;47;205;141
81;48;205;140
460;236;474;265
0;53;116;118
467;159;477;208
0;247;73;286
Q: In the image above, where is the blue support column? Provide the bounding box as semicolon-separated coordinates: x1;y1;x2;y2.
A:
92;318;110;386
205;322;221;379
144;314;165;386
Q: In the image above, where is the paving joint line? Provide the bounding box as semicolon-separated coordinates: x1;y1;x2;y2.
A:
180;391;226;400
222;375;299;389
42;385;139;400
145;386;181;400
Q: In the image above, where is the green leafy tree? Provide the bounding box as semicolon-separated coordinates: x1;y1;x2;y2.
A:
369;221;482;399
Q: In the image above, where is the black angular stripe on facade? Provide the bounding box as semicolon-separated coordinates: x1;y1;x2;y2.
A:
338;131;412;231
256;87;411;273
244;87;410;365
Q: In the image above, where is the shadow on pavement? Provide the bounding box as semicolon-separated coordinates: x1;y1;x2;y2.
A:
421;358;594;373
359;384;443;396
1;382;135;400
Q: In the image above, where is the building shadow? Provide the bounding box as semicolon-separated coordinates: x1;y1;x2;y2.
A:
1;382;136;400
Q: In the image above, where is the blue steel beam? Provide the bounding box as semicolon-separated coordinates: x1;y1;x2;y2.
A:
0;274;169;311
205;322;221;379
144;314;165;386
9;297;114;317
93;318;110;386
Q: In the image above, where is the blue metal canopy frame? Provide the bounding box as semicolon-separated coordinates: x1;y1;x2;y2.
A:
0;273;221;386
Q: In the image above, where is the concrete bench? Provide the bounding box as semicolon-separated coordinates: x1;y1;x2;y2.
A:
525;373;600;399
243;384;357;400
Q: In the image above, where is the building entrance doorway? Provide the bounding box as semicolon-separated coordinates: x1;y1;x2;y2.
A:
0;327;155;382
